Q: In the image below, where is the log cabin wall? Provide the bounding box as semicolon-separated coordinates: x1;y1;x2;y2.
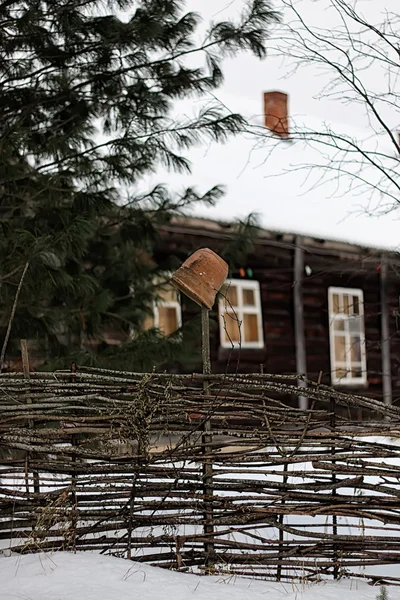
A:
156;218;400;405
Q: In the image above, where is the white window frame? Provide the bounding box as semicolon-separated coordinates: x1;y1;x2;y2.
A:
139;277;182;337
219;279;264;349
153;292;182;334
328;286;367;386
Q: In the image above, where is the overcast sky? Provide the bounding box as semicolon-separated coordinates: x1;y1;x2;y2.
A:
142;0;400;249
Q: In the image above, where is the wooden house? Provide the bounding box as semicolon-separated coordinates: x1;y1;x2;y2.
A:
152;216;400;406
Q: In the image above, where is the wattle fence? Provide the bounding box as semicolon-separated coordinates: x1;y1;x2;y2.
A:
1;367;400;584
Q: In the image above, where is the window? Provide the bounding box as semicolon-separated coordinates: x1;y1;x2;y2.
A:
144;281;182;336
328;287;367;386
219;279;264;349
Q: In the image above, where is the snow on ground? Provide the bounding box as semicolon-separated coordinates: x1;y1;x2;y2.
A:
0;551;399;600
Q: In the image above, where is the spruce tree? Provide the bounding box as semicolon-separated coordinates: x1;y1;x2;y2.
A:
0;0;278;371
376;586;389;600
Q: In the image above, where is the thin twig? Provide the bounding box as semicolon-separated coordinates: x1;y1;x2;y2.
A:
0;261;30;370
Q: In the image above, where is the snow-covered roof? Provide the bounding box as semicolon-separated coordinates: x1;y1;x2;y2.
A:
162;215;400;259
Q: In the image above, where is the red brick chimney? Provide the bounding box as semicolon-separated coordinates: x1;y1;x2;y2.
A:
263;91;289;137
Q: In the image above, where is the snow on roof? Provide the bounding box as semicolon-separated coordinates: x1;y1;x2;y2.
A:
163;215;400;257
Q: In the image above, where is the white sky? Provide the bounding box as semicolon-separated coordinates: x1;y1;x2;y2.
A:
141;0;400;249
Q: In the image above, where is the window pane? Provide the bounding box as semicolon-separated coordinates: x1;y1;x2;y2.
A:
330;289;365;385
353;295;360;315
350;336;361;363
351;366;363;378
223;285;238;308
223;312;240;343
243;288;256;306
335;367;349;380
343;295;350;315
243;313;259;343
332;293;340;314
158;285;178;303
348;317;362;335
334;319;345;331
334;335;346;363
158;307;178;335
143;315;155;330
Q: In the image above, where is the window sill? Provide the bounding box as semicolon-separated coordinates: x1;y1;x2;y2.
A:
218;346;267;362
332;380;369;390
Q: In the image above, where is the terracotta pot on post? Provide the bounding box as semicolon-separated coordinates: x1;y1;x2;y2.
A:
171;247;228;570
171;248;228;309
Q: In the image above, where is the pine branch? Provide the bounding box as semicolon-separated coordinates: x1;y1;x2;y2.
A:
0;0;279;368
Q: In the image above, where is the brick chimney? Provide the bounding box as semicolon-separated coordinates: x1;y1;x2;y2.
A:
263;91;289;137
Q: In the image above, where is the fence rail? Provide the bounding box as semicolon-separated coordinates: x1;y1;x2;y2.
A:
1;367;400;584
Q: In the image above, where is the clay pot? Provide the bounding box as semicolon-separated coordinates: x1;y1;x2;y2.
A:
171;248;228;309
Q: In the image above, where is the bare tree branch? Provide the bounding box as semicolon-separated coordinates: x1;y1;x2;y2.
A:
253;0;400;213
0;261;30;371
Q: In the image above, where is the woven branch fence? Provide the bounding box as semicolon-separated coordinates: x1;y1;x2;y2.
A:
1;367;400;584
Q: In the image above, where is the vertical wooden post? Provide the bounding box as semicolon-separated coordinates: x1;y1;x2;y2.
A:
201;305;214;568
294;237;308;410
380;257;392;406
330;396;338;580
127;471;137;560
276;464;288;581
21;339;40;495
70;362;78;552
260;363;287;582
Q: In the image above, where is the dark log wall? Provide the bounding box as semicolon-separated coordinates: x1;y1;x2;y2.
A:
157;224;400;404
302;250;381;391
388;277;400;404
248;242;295;375
302;248;400;403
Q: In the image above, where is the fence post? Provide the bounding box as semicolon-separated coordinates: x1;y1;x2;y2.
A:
201;305;214;570
127;449;141;560
260;363;288;582
330;396;338;579
21;339;40;495
277;465;288;581
70;362;78;552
